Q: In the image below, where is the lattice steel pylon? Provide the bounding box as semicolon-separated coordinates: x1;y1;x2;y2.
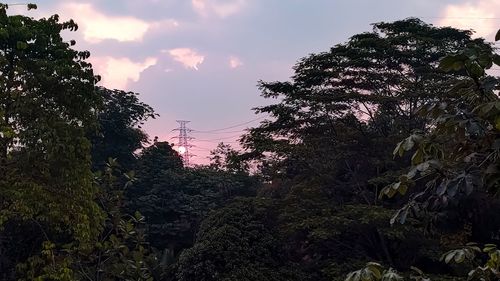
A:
173;120;194;167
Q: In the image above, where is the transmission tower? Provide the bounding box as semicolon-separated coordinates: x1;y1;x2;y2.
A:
173;120;193;166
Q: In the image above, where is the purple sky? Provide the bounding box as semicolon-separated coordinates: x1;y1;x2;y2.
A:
10;0;500;164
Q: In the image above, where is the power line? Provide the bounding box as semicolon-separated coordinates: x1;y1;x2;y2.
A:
195;141;240;145
191;129;246;134
191;146;214;151
195;134;243;142
191;116;266;133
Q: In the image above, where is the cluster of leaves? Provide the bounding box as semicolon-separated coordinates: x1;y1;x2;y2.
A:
0;4;160;280
177;180;441;281
90;87;157;171
381;31;500;230
16;159;155;281
346;28;500;281
175;198;307;281
441;243;500;280
0;4;104;279
241;18;481;190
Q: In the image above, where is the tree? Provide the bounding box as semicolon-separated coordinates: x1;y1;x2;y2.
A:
69;159;155;281
209;142;250;173
242;19;489;202
90;87;157;171
127;142;259;256
226;19;495;281
381;28;500;237
0;4;104;279
346;29;500;281
175;198;307;281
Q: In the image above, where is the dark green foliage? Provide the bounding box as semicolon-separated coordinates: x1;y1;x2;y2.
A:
71;159;155;281
209;142;251;173
176;182;441;281
0;5;159;280
0;4;103;279
126;142;260;255
382;30;500;236
176;198;307;281
90;87;157;171
242;19;486;203
346;29;500;281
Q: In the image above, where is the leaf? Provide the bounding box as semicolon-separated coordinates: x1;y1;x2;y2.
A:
478;53;492;68
436;182;447;196
381;268;403;281
16;41;28;50
0;28;8;39
361;269;372;281
402;138;415;151
411;149;424;165
454;250;465;263
410;266;423;275
495;115;500;131
440;55;460;71
370;268;382;280
390;205;410;225
346;271;361;281
440;54;471;72
493;54;500;66
393;141;404;157
398;184;408;196
444;251;455;264
483;244;497;253
468;61;485;78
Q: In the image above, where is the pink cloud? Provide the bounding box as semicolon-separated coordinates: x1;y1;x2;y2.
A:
438;0;499;39
90;56;158;90
229;56;243;68
58;3;178;43
164;48;205;70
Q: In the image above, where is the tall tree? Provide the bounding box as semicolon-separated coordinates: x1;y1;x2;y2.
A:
382;29;500;235
242;19;488;201
0;4;103;279
90;87;157;171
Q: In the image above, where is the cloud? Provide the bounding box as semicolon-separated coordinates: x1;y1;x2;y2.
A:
192;0;246;18
439;0;500;39
164;48;205;70
91;56;158;90
229;56;243;68
149;19;180;30
58;3;178;43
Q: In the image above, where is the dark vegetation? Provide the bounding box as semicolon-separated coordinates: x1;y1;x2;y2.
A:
0;3;499;281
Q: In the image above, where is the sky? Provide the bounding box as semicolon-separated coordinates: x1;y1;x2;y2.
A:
9;0;500;164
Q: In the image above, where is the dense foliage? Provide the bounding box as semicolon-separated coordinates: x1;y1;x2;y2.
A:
0;4;103;279
0;3;499;281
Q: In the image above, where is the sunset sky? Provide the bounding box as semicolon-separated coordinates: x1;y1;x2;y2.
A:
10;0;500;164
